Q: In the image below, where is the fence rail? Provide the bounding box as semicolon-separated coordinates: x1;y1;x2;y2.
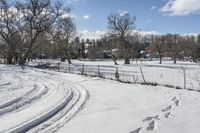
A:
31;62;200;91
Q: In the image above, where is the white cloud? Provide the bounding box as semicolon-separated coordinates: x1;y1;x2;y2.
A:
118;10;129;16
78;30;106;39
132;30;160;36
60;13;77;19
82;15;90;19
160;0;200;16
182;32;200;37
150;6;157;10
60;13;70;19
61;14;89;20
78;29;199;40
67;0;79;3
78;29;160;39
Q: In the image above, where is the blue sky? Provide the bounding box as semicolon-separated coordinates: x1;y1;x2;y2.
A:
62;0;200;37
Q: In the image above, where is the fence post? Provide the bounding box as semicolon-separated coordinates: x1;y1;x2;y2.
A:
98;65;100;77
115;67;119;81
133;74;138;84
81;63;84;75
69;63;70;73
140;67;146;83
57;63;60;72
183;68;186;89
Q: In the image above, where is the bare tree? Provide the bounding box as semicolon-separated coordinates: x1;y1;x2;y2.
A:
100;35;119;65
0;0;18;64
149;35;165;64
107;12;136;64
126;32;141;62
180;35;196;62
0;0;65;65
51;15;76;64
165;34;183;64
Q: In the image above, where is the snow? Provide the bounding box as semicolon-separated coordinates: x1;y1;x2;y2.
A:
0;65;88;132
158;90;200;133
1;60;200;133
58;74;200;133
58;77;174;133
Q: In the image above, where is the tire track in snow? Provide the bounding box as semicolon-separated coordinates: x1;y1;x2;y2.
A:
0;87;37;110
4;88;73;133
29;82;89;133
0;66;88;133
0;85;49;116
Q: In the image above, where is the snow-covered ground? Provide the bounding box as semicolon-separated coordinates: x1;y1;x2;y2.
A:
0;65;88;133
1;60;200;133
58;74;200;133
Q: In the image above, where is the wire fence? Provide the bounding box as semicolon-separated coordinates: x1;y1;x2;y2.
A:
31;62;200;91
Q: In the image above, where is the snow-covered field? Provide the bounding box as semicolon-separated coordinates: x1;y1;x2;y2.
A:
1;60;200;133
29;59;200;90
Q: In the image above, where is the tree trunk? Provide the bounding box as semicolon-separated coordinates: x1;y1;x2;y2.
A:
64;52;71;64
18;58;26;65
7;56;13;64
159;55;162;64
14;55;18;64
124;57;130;64
124;48;130;64
174;57;177;64
18;49;33;65
112;54;118;65
124;50;130;64
67;56;71;64
7;48;14;64
121;38;130;64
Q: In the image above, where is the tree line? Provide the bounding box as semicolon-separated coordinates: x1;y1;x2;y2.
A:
0;0;200;65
